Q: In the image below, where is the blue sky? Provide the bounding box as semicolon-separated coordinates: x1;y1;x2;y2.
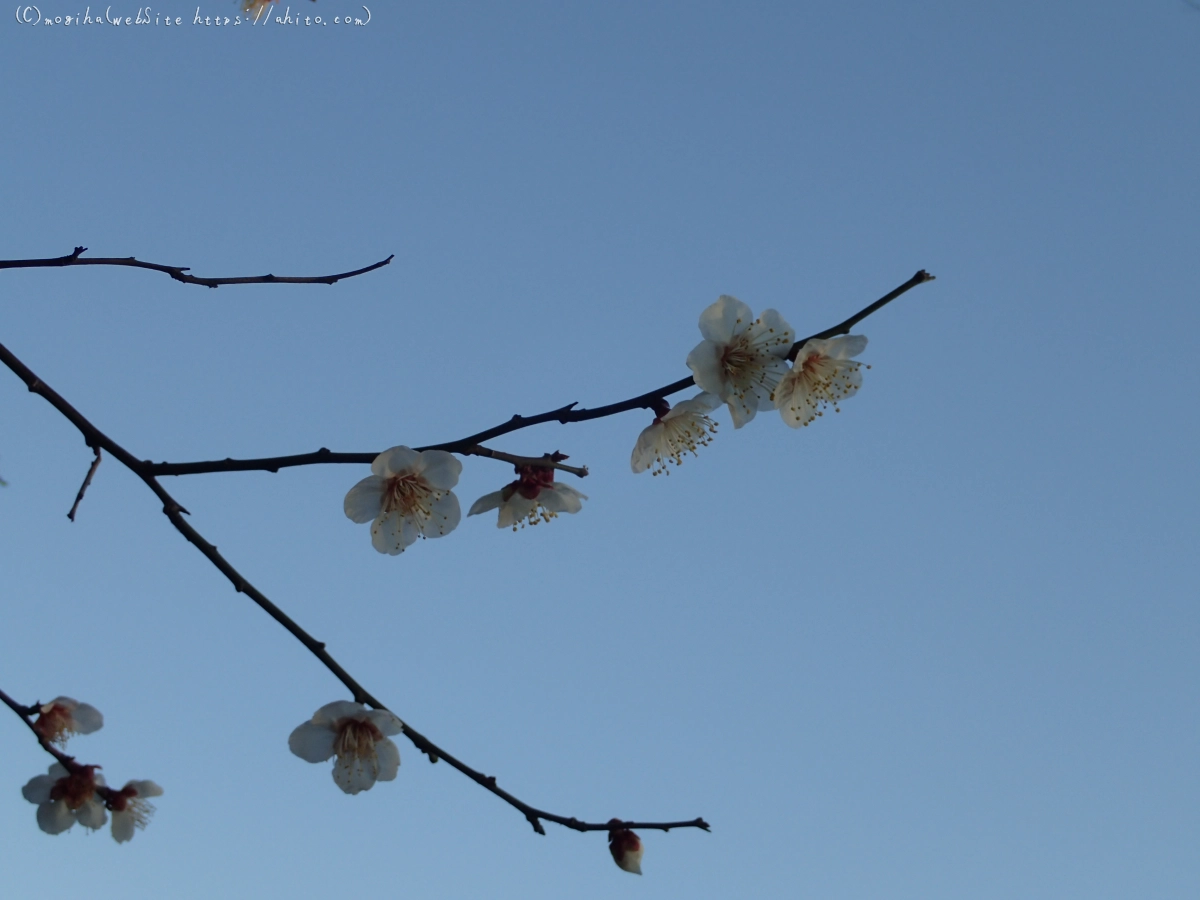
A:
1;2;1198;897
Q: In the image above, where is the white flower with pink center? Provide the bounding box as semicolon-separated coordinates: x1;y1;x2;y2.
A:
32;696;103;747
22;763;107;835
344;446;463;555
468;465;586;530
686;296;794;428
630;392;720;475
772;335;868;428
289;701;404;795
108;779;163;843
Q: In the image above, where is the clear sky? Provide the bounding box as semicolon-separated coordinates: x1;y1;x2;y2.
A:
1;2;1197;898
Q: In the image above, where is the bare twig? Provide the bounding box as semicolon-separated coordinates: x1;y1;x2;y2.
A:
0;342;707;838
0;246;394;289
66;446;102;521
464;447;588;478
143;270;936;478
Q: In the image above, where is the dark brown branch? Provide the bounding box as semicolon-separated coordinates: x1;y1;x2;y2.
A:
786;269;935;361
0;246;394;289
143;270;935;478
66;446;102;521
0;342;706;838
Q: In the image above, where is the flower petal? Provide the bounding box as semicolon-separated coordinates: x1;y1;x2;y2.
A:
70;702;104;735
288;722;337;763
669;391;722;417
374;738;401;782
371;446;420;478
401;514;423;547
127;780;164;798
697;295;752;344
311;700;366;725
332;756;378;795
497;494;537;529
685;340;727;398
725;391;758;429
747;308;795;358
541;484;586;514
111;810;136;843
417;451;462;490
828;334;867;358
75;798;107;831
421;491;461;538
365;709;404;737
22;774;55;805
468;490;505;516
631;421;663;474
344;476;385;523
371;510;413;555
36;800;75;835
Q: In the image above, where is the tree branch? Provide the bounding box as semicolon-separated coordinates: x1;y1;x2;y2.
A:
143;270;935;477
66;446;102;521
0;246;394;288
0;341;706;838
464;447;588;479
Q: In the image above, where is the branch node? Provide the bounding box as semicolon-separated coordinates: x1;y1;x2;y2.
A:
526;814;546;835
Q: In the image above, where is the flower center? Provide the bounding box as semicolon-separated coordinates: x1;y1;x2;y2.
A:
383;474;434;518
333;718;384;760
720;338;756;379
513;465;555;500
33;704;73;745
50;766;98;810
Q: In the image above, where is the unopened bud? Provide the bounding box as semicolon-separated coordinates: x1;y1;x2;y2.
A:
607;821;644;875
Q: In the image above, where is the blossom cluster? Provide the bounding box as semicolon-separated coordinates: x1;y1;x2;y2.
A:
344;446;587;554
20;697;162;843
342;295;867;555
631;295;868;474
685;294;868;430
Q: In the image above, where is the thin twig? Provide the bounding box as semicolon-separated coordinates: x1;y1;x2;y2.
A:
0;246;394;289
143;270;936;478
464;447;588;478
0;341;707;838
67;446;102;521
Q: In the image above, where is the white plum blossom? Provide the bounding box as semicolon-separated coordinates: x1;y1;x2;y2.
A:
344;446;462;555
468;466;587;530
108;779;163;843
686;295;794;428
630;392;720;475
33;696;103;747
608;823;644;875
289;701;404;795
772;335;868;428
22;763;107;835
